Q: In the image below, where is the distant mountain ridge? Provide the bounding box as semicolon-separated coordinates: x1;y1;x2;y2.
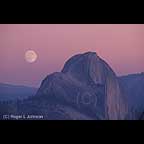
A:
118;73;144;110
0;83;38;101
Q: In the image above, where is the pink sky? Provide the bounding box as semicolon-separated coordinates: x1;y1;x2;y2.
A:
0;24;144;87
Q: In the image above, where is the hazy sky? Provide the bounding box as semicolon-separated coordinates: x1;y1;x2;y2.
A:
0;24;144;87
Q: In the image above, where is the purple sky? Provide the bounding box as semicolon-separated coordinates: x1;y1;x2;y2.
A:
0;24;144;87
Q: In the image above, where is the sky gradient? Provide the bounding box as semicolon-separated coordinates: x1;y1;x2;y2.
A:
0;24;144;87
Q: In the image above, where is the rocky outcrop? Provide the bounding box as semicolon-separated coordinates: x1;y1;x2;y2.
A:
36;52;128;120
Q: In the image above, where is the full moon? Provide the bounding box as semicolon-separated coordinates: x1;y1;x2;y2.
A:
25;50;38;63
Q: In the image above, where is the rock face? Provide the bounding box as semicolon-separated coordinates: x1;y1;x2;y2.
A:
36;52;128;120
119;73;144;110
